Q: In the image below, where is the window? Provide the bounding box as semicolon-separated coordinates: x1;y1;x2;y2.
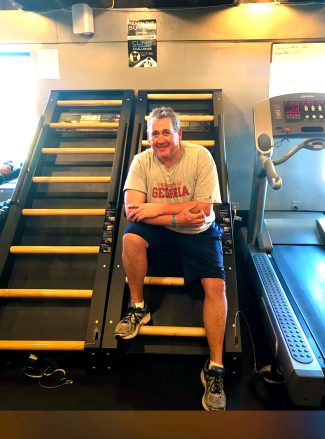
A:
0;52;38;164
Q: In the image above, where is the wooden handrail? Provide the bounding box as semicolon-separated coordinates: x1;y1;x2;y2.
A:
10;246;100;254
22;209;106;216
57;100;122;106
141;140;215;147
0;340;85;350
126;276;184;286
50;122;119;129
42;147;116;154
147;93;212;100
32;176;111;183
145;115;213;122
138;326;206;337
0;289;92;298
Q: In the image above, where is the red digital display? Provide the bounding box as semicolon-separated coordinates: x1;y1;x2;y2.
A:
284;100;325;121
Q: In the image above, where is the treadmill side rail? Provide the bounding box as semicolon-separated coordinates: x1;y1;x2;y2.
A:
251;251;324;407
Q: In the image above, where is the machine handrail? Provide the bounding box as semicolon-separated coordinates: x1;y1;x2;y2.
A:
273;137;325;165
259;155;282;190
259;137;325;191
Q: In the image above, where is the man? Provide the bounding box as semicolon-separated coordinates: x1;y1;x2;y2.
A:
114;107;227;411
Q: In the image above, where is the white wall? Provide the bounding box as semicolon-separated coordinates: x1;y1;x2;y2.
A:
0;5;324;209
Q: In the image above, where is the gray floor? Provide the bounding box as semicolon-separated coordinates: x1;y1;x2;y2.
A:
0;320;293;411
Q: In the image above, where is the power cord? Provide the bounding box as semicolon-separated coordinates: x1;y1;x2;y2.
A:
273;133;290;148
234;310;258;375
22;341;97;389
23;354;73;389
234;310;284;384
39;367;73;389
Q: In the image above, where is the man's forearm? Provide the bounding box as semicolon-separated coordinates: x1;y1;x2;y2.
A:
137;207;206;229
126;199;212;226
152;200;212;216
141;214;173;226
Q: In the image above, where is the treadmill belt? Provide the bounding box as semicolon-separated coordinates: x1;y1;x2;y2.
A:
272;245;325;358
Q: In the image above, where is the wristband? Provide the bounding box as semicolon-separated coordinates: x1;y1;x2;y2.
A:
172;214;177;228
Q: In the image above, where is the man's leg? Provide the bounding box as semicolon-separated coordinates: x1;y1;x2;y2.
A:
114;232;150;339
122;232;148;303
200;277;227;411
201;277;227;364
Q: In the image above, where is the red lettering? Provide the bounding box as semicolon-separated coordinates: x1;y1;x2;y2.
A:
152;184;190;199
182;186;190;196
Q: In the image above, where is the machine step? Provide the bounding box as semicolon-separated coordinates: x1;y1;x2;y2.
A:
0;340;85;350
0;289;92;298
139;325;205;337
42;147;116;154
57;99;122;106
32;176;111;183
10;246;100;254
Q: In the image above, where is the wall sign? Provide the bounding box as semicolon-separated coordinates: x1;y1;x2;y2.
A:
127;19;157;68
269;43;325;97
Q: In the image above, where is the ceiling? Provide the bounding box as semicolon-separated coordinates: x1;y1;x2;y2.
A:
2;0;324;11
7;0;240;11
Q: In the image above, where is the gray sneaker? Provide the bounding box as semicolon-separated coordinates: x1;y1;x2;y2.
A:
200;360;226;411
114;303;151;339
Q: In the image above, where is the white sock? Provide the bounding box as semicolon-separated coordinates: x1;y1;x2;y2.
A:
134;301;145;308
209;360;224;370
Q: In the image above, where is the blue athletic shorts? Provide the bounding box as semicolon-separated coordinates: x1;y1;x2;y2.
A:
123;221;225;284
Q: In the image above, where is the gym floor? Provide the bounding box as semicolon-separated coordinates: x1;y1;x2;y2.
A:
0;250;297;411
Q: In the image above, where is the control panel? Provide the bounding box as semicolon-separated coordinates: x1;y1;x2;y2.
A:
100;208;116;253
215;203;234;256
270;93;325;136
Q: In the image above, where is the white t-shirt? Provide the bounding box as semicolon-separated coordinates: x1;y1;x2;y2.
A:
124;141;222;234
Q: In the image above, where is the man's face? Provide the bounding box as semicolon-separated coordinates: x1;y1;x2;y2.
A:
147;117;182;164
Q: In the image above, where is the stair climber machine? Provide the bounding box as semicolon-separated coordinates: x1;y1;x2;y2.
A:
102;90;242;374
0;90;134;372
240;93;325;407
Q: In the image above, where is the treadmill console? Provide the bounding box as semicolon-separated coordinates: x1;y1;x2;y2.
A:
270;93;325;136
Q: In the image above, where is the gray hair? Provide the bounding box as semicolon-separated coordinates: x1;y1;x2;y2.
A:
147;107;181;132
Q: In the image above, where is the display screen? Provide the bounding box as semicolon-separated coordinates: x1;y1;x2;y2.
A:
284;100;325;121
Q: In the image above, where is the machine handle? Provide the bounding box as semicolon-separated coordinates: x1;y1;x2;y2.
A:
259;155;282;190
273;137;325;166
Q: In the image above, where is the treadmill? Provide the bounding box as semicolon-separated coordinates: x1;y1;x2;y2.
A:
240;93;325;407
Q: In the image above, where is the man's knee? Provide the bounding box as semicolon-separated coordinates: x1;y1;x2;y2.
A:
123;232;148;250
201;278;226;300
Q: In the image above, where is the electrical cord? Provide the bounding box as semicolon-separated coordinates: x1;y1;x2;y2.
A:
23;359;73;389
234;310;284;384
21;342;97;389
234;310;258;375
273;134;289;148
39;367;73;389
